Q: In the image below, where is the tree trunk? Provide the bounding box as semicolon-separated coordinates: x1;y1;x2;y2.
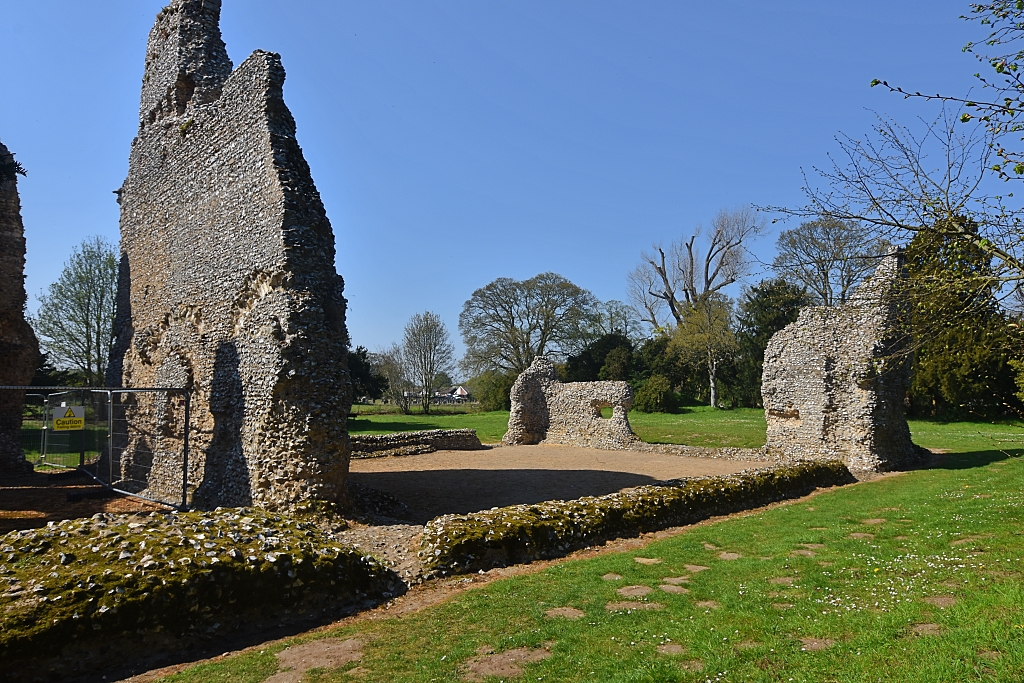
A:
708;355;718;408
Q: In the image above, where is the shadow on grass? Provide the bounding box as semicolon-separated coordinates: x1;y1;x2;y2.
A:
919;447;1024;471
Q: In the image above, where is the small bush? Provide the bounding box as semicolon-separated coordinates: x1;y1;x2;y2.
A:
633;374;677;413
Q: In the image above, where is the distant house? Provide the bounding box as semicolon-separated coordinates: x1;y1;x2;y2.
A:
433;385;471;403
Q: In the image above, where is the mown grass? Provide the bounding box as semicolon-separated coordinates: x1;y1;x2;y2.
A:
160;425;1024;682
348;404;1024;453
347;410;511;444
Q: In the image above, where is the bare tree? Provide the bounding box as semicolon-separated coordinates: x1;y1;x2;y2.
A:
31;236;118;386
403;311;455;415
769;110;1024;299
772;217;890;306
371;344;413;414
459;272;598;376
628;207;765;328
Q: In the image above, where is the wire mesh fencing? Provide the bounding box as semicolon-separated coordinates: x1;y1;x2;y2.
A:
6;386;190;509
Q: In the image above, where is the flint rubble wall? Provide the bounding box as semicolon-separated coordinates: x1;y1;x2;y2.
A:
503;357;639;449
350;429;485;459
0;141;40;476
761;253;921;472
109;0;350;509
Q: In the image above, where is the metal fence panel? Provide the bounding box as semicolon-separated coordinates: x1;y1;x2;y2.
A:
6;386;189;509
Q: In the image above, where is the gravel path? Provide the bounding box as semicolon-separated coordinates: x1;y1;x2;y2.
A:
348;444;768;524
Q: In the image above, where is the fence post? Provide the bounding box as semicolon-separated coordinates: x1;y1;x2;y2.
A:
181;391;190;510
79;389;86;468
106;390;113;482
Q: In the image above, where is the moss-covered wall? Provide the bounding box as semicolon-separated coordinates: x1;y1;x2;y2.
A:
0;508;397;679
420;460;854;575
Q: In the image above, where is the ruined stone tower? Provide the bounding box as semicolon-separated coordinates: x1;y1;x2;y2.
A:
761;253;920;472
109;0;351;508
0;141;41;476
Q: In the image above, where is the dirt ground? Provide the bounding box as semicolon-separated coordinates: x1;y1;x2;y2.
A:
0;471;166;533
348;444;768;524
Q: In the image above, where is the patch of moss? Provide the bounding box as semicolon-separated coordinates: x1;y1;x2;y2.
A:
420;460;853;574
0;508;395;664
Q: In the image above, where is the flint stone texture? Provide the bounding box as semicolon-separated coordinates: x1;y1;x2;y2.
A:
0;141;40;476
503;356;639;449
108;0;350;509
350;429;485;459
762;253;920;472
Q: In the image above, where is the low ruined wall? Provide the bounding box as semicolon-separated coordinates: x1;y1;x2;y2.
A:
503;357;639;449
350;429;485;459
420;460;854;575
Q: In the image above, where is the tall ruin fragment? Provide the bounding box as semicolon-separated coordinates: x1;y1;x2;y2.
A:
108;0;351;508
761;253;921;471
503;357;639;449
0;142;41;476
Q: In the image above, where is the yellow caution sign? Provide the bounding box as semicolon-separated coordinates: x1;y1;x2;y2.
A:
53;406;85;431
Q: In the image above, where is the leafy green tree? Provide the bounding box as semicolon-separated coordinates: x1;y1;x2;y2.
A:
598;346;632;381
31;237;118;386
669;295;737;407
459;273;598;375
632;374;677;413
348;346;387;401
733;279;811;407
906;224;1023;418
563;333;633;382
466;370;516;411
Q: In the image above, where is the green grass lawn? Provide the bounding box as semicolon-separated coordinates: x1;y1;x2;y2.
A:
347;409;512;445
348;404;1024;454
161;424;1024;682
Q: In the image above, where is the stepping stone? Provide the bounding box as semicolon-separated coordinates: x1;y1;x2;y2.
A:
602;573;623;581
702;543;718;550
848;533;874;539
861;518;887;525
617;585;653;597
771;603;793;610
799;543;825;549
463;645;552;682
922;596;956;608
545;607;585;619
799;638;834;651
657;643;685;655
634;557;662;565
912;623;942;636
662;576;689;585
768;577;795;585
684;564;710;573
680;660;704;671
605;601;663;611
719;552;741;560
694;600;719;609
790;549;816;557
659;584;689;594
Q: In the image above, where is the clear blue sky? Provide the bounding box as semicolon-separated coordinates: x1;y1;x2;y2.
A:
1;1;979;365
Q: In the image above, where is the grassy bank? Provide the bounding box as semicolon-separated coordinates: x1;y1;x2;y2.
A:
158;425;1024;682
